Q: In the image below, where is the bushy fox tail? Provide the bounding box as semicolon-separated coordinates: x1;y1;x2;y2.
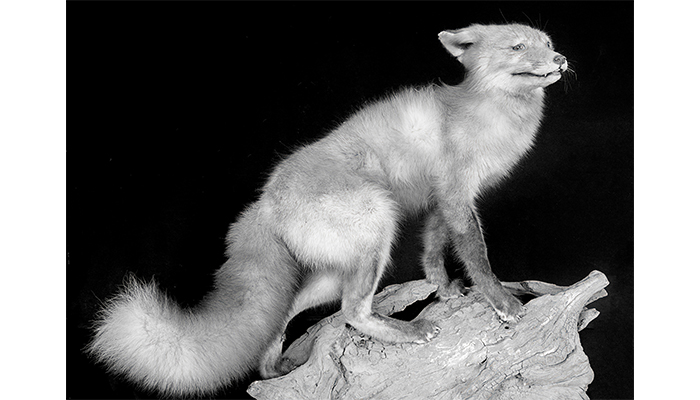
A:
86;207;297;397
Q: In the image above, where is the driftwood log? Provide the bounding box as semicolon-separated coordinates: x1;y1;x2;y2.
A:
248;270;608;400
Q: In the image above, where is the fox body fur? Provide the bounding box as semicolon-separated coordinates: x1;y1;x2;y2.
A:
88;23;567;396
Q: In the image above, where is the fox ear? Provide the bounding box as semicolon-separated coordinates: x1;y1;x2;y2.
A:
438;25;484;58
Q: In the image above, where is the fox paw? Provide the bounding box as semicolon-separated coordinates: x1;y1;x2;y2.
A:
489;293;524;323
476;286;524;323
258;334;286;378
436;279;467;300
410;319;441;343
274;356;299;376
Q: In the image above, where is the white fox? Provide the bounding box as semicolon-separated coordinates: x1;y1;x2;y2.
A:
88;23;567;397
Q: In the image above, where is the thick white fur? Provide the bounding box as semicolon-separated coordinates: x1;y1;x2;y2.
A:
87;23;567;397
88;208;298;396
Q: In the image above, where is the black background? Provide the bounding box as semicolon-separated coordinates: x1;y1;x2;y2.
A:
68;2;633;399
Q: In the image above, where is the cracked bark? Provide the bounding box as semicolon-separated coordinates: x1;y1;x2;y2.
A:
248;270;608;400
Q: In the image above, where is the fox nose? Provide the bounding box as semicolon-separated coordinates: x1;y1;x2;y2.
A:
553;54;567;66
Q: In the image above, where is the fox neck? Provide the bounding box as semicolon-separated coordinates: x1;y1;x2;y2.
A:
441;80;546;134
438;80;547;192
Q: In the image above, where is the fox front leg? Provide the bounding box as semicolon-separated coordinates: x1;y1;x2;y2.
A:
437;194;524;322
421;209;467;299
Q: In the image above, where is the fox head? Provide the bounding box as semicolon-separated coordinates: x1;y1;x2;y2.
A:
439;24;567;94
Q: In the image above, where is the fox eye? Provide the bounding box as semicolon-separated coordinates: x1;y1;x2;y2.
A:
546;41;552;49
512;43;526;51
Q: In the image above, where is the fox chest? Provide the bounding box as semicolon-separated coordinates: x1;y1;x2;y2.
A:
457;117;539;194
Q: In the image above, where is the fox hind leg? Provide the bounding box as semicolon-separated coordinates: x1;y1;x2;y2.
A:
269;182;440;355
326;189;440;343
259;272;343;378
341;238;440;344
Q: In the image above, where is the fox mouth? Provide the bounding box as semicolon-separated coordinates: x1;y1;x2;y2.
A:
512;70;561;78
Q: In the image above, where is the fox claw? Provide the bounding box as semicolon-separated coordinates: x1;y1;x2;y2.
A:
411;319;440;343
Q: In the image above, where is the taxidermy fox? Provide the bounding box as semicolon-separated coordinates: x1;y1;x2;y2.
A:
88;23;568;396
